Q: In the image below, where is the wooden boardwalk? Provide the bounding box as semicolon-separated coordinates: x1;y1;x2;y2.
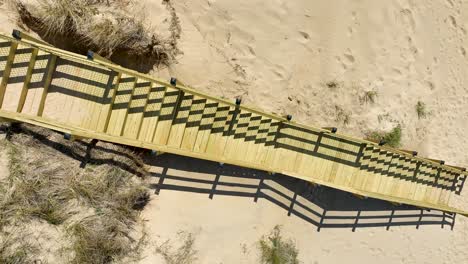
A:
0;30;467;216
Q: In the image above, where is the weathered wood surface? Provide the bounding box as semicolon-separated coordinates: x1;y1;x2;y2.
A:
0;31;467;216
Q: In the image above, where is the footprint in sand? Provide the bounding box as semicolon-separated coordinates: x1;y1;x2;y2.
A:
448;15;458;28
460;47;467;57
335;50;355;70
298;31;310;44
400;9;416;33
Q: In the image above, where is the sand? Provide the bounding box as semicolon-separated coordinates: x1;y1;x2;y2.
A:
139;0;468;263
1;0;468;263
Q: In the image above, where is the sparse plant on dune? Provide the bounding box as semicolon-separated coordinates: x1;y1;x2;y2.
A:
0;124;150;262
360;90;378;104
325;80;340;89
0;229;38;264
12;0;180;69
258;225;299;264
155;231;198;264
416;101;428;119
366;124;402;148
334;105;351;125
67;214;147;264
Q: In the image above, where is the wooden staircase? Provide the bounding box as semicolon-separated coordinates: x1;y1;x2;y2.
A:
0;30;467;216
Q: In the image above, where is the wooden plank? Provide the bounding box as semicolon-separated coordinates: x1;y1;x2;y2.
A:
138;85;166;142
1;45;34;112
119;78;138;136
1;109;467;216
102;72;122;133
1;33;467;217
167;92;193;148
152;87;180;145
122;79;152;138
17;48;38;112
36;54;57;116
180;96;206;151
223;109;249;161
0;42;18;108
135;82;153;139
192;100;218;153
20;50;53;115
106;75;136;135
204;104;234;157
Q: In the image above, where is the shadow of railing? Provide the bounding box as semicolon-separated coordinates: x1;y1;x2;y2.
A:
0;124;457;231
1;36;465;197
145;153;456;231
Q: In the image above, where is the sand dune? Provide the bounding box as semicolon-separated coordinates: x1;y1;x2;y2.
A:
140;0;468;263
0;0;467;263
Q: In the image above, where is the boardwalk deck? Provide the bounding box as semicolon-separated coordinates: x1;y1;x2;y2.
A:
0;31;467;216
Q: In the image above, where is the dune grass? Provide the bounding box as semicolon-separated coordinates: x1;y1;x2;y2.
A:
155;231;198;264
325;80;340;89
0;229;38;264
416;101;428;119
0;124;150;263
360;90;378;104
13;0;178;68
258;226;299;264
366;125;402;148
334;105;351;125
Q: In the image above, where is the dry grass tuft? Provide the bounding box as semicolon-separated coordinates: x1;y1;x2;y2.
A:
360;90;378;104
0;124;150;262
67;214;147;264
366;125;402;148
0;229;38;264
416;101;428;119
258;225;299;264
13;0;180;69
155;231;198;264
325;80;340;89
334;105;351;125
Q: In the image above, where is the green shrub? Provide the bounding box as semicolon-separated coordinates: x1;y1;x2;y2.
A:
366;125;402;148
258;226;299;264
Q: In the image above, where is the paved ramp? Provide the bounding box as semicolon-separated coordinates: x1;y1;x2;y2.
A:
0;31;467;216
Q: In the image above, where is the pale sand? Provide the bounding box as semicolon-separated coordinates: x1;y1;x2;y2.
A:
139;0;468;263
1;0;468;263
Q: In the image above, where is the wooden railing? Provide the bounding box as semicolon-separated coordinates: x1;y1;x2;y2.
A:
0;30;466;216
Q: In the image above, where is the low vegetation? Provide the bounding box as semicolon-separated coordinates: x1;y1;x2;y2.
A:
334;105;351;125
155;231;198;264
12;0;181;71
0;124;149;263
366;125;402;148
325;80;340;89
416;101;428;119
0;228;38;264
360;90;378;104
258;226;299;264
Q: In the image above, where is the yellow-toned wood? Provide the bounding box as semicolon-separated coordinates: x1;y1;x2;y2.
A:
205;104;233;156
1;31;467;217
17;48;38;113
1;44;34;112
138;85;166;142
167;92;193;148
192;100;218;153
152;86;179;144
122;79;152;138
119;78;138;136
36;54;57;116
106;75;136;135
0;42;18;108
180;95;206;151
135;82;153;139
102;72;121;132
